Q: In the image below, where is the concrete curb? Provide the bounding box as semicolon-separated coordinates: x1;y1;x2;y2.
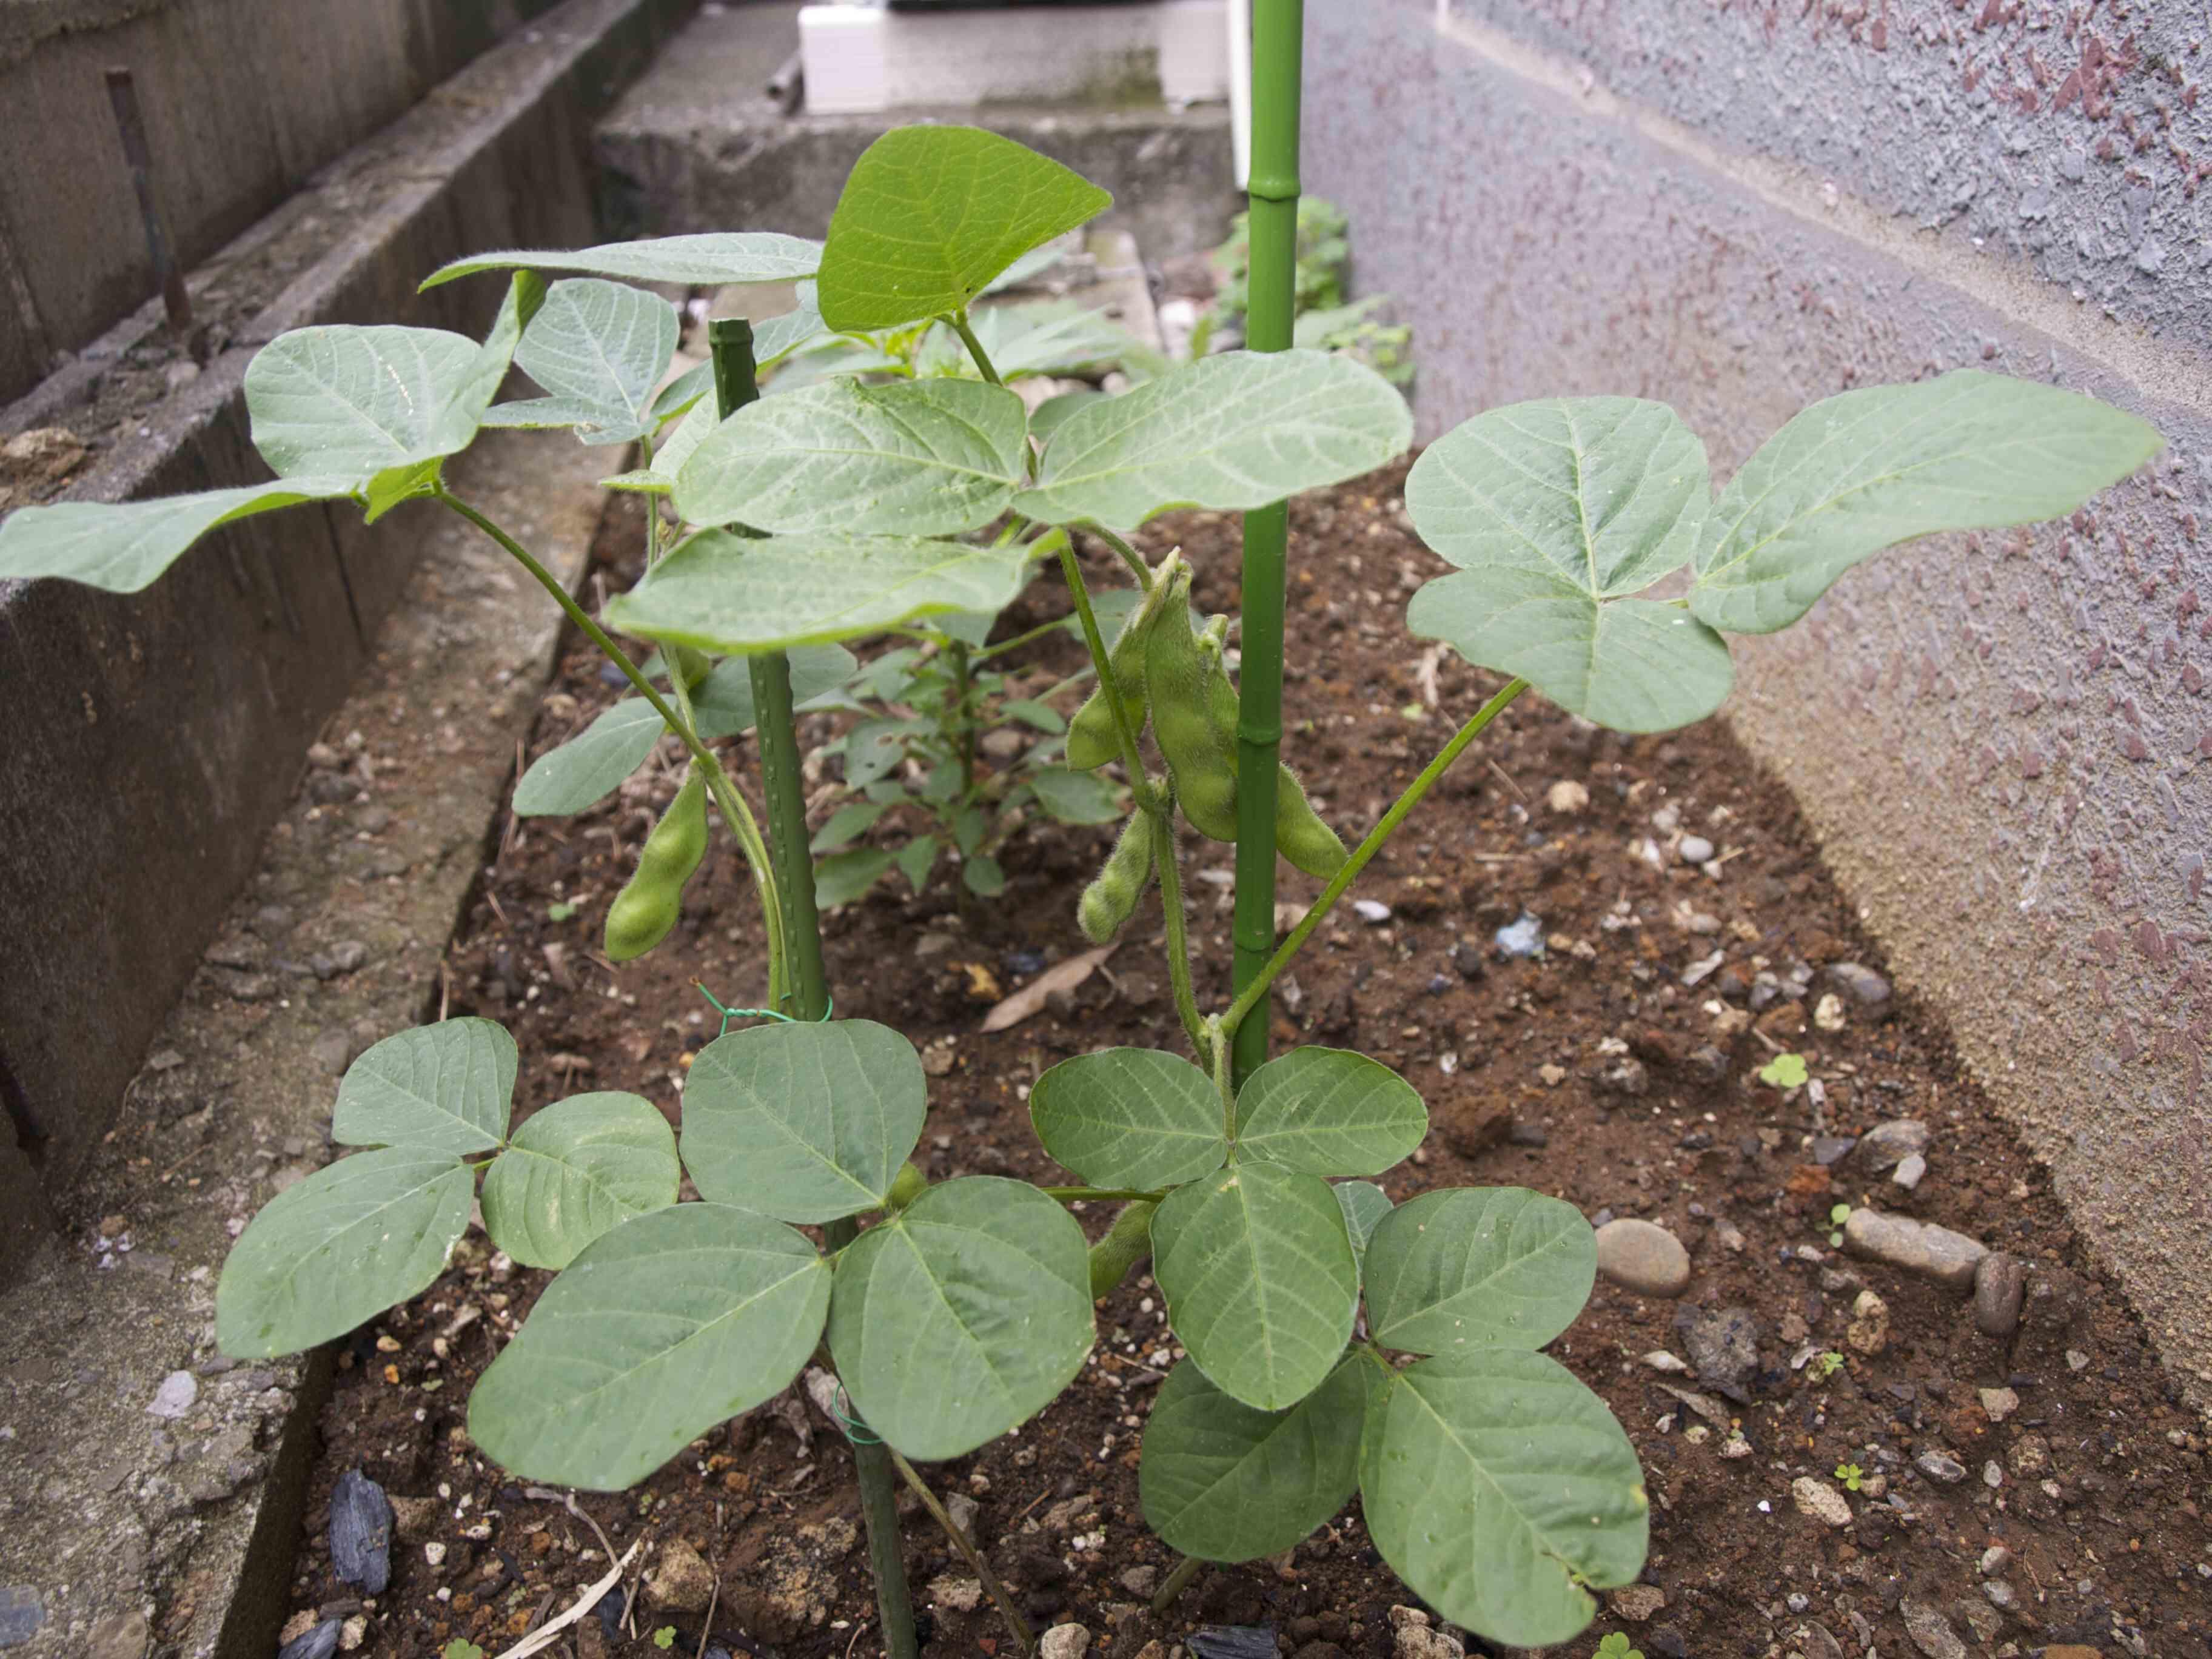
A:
0;0;698;1273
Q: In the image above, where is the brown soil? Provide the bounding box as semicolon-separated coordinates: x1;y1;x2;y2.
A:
279;472;2210;1659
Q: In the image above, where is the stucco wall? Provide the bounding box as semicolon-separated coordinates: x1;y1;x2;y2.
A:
1304;0;2211;1398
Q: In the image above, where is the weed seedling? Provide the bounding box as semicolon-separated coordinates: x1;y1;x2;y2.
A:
1836;1463;1866;1491
1760;1052;1809;1089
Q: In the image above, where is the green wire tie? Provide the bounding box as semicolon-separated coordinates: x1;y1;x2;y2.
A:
830;1382;881;1446
693;980;833;1040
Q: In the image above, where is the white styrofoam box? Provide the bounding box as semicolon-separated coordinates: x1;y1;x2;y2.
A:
799;1;1227;116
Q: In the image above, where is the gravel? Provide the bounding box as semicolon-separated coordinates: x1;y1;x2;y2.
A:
1842;1208;1986;1290
1594;1218;1692;1297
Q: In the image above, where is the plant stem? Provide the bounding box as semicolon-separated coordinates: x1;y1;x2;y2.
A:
1053;540;1157;816
1041;1185;1170;1204
1228;0;1308;1091
434;489;789;999
970;612;1079;666
951;640;977;801
822;1217;920;1659
1151;1553;1205;1615
1149;809;1208;1054
886;1448;1034;1658
950;308;1004;386
1086;522;1155;591
1221;677;1527;1040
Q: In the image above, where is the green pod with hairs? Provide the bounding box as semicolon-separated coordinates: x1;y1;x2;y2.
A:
1145;568;1242;842
1087;1199;1161;1301
1273;762;1349;879
1077;808;1157;943
603;767;708;961
1065;554;1187;771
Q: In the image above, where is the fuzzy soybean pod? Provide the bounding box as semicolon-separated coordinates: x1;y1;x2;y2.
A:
1087;1199;1161;1301
603;766;709;962
1145;568;1243;843
1076;806;1158;944
1273;762;1349;879
1065;554;1188;771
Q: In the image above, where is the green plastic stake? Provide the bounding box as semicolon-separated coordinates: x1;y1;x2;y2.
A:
705;318;917;1659
1230;0;1304;1087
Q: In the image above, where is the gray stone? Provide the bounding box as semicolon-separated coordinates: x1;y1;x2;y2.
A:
310;940;369;979
277;1620;343;1659
1914;1449;1968;1484
1673;1304;1759;1396
1610;1584;1666;1621
146;1369;198;1419
1891;1152;1927;1190
1842;1208;1986;1290
86;1611;149;1659
1353;899;1393;925
1827;962;1892;1007
1811;1135;1857;1166
310;1028;357;1077
0;1586;43;1647
1983;1580;2017;1610
944;1492;979;1539
1678;835;1714;864
1979;1546;2014;1577
1594;1218;1691;1296
1854;1118;1930;1171
1041;1624;1094;1659
1899;1600;1966;1659
1973;1252;2028;1336
329;1469;392;1597
1977;1386;2019;1423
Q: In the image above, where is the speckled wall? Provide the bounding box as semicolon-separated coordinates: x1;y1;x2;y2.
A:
1303;0;2211;1401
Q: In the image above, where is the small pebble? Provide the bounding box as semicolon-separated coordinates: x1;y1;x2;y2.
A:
1493;913;1544;957
1983;1581;2017;1611
1853;1118;1930;1172
147;1370;198;1419
1890;1152;1926;1190
1972;1252;2028;1336
1546;779;1589;814
1678;835;1715;863
1790;1477;1853;1527
1915;1449;1968;1484
1978;1386;2019;1423
1594;1218;1692;1297
1353;899;1393;925
1827;961;1892;1007
1842;1208;1985;1290
1982;1460;2003;1489
1979;1546;2014;1576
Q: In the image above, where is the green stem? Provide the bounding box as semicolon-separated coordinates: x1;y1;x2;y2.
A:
1086;522;1156;591
821;1219;920;1659
950;308;1004;386
970;612;1079;666
1151;1553;1205;1615
1221;677;1529;1040
1053;538;1156;814
1229;0;1307;1091
888;1449;1034;1657
435;489;788;998
1041;1185;1170;1204
951;640;977;800
1150;809;1208;1055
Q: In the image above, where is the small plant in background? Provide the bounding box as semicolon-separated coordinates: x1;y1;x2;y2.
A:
652;1627;678;1651
1759;1051;1809;1088
1189;194;1412;385
0;82;2160;1659
441;1641;486;1659
1594;1633;1645;1659
1829;1201;1853;1246
1835;1462;1866;1491
1811;1350;1848;1383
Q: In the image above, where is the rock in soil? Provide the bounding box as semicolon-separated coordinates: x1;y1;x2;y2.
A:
0;1586;41;1646
1845;1289;1891;1355
85;1612;149;1659
1842;1208;1985;1290
277;1620;343;1659
648;1538;717;1612
1674;1304;1759;1397
1594;1218;1691;1296
1915;1449;1968;1484
327;1469;392;1596
1899;1599;1967;1659
1389;1609;1463;1659
1040;1622;1094;1659
1972;1251;2028;1336
930;1575;984;1612
1789;1478;1853;1528
1609;1584;1666;1620
1852;1118;1929;1171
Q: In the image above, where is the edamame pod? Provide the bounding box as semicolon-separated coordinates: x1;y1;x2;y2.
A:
603;767;709;961
1065;554;1188;771
1087;1199;1161;1300
1273;762;1349;879
1144;566;1241;842
1077;808;1158;943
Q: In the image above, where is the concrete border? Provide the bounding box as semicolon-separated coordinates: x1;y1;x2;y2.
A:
0;0;699;1270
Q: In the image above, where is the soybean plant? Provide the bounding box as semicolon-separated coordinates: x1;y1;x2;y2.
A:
0;120;2159;1654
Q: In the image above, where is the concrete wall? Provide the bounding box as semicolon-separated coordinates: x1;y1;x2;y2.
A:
0;0;697;1269
1303;0;2211;1398
0;0;574;404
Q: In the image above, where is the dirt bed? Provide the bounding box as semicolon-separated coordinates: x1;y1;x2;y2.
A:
274;469;2208;1659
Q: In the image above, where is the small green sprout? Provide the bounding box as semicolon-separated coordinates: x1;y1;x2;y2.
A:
1809;1350;1846;1382
545;900;578;922
1758;1052;1808;1088
654;1628;679;1651
1595;1634;1644;1659
1828;1201;1852;1246
1835;1462;1865;1491
441;1643;486;1659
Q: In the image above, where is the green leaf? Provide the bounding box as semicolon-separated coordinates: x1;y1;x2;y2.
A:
216;1147;471;1357
0;478;360;594
603;397;717;494
690;643;859;741
1139;1353;1370;1562
815;847;895;907
1030;1048;1227;1190
1031;387;1105;444
1333;1181;1392;1278
840;717;915;788
603;529;1036;654
752;280;826;366
1150;1161;1359;1410
959;301;1132;378
479;1092;681;1270
962;854;1007;897
1002;700;1067;736
466;1204;831;1489
675;378;1028;537
511;698;666;817
482;278;678;444
652;359;716;422
1233;1047;1426;1176
826;1176;1093;1458
1017;349;1412;528
894;836;939;893
1028;768;1120;825
816;127;1111;331
679;1019;926;1221
333;1017;515;1156
1406;572;1734;734
1403;397;1732;733
811;800;889;854
1360;1349;1649;1646
1692;369;2163;635
1362;1188;1596;1355
246;278;535;491
421;233;822;290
